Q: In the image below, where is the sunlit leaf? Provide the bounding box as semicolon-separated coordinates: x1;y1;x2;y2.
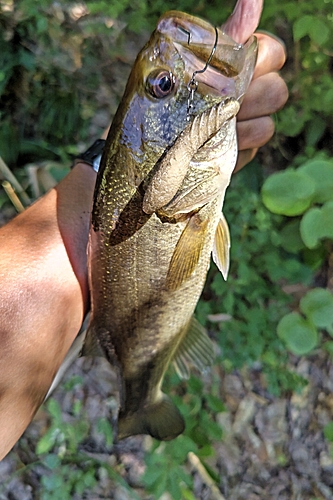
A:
300;201;333;249
277;312;318;355
300;288;333;329
293;15;313;41
298;159;333;203
262;170;315;216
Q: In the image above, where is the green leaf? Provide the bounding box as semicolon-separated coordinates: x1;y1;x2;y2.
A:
97;418;114;448
44;453;61;470
262;170;315;216
279;220;305;253
298;159;333;203
277;312;318;355
300;201;333;248
293;15;329;45
324;421;333;442
47;398;62;423
36;427;59;455
205;394;226;413
293;15;313;41
300;288;333;329
309;18;330;46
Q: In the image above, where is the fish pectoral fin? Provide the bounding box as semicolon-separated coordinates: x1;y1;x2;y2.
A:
118;395;185;441
172;316;215;379
212;214;230;281
166;213;208;291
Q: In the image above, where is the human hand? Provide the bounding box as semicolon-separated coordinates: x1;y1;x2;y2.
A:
223;0;288;171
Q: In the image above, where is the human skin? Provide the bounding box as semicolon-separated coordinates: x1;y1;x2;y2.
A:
0;9;287;459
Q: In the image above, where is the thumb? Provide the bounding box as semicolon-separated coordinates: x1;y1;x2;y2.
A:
222;0;263;44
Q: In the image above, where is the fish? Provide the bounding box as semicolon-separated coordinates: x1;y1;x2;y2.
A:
84;11;258;441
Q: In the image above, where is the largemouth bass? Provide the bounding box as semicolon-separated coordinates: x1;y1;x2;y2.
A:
85;11;257;441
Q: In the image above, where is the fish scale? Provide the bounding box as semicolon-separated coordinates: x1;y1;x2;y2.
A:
85;10;258;441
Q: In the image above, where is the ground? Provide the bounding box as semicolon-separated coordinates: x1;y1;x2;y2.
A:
1;348;333;499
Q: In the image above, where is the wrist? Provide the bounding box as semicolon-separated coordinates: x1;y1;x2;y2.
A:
74;139;106;173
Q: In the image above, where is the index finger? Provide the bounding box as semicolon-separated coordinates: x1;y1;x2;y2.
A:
253;32;287;79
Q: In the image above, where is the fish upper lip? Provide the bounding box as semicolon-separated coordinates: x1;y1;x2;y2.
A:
174;42;236;99
157;12;248;75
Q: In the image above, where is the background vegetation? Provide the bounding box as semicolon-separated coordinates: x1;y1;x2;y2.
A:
1;0;333;498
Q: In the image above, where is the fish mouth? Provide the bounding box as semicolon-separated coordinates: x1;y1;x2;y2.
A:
157;11;258;101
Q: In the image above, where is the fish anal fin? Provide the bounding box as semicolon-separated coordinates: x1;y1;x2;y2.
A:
212;214;230;281
118;395;185;441
166;213;208;291
173;316;215;379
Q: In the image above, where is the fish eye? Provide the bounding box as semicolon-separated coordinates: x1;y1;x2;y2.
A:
146;70;175;99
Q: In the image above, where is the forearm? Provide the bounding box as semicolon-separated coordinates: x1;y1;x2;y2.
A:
0;163;95;459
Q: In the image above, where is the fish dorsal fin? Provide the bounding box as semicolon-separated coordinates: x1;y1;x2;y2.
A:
118;394;185;441
172;316;215;379
166;213;208;291
212;214;230;280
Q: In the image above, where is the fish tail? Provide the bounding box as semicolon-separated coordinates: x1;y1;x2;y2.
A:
118;394;185;441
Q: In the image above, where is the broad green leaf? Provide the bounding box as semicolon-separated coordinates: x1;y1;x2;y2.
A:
300;201;333;248
298;159;333;203
294;15;329;45
300;207;321;248
309;18;330;46
300;288;333;329
293;15;313;41
262;170;315;216
279;220;305;253
277;312;318;355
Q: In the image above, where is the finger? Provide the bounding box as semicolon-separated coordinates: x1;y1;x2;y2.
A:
237;115;275;151
237;72;289;121
234;148;258;172
253;32;287;78
222;0;263;44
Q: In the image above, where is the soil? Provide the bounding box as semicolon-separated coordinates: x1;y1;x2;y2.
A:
1;349;333;499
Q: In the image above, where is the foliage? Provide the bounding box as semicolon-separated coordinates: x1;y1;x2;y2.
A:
143;372;225;499
258;0;333;361
262;156;333;356
25;394;140;500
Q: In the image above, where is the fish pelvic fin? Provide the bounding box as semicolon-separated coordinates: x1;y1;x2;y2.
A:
212;213;230;281
173;316;215;379
118;394;185;441
166;213;208;291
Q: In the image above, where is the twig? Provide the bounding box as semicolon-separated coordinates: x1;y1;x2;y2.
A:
187;452;226;500
2;181;25;212
0;155;31;205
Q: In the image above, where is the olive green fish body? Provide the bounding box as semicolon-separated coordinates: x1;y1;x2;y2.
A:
86;11;257;441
